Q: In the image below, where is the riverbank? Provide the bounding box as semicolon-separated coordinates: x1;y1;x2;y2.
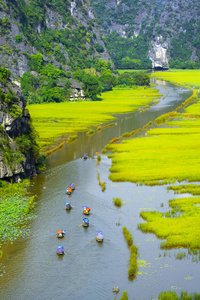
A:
27;86;161;151
0;180;35;247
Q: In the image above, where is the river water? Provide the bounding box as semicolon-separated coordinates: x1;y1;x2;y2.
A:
1;81;199;300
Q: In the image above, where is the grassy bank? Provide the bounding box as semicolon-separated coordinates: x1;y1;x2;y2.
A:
0;180;35;246
151;69;200;89
27;86;161;150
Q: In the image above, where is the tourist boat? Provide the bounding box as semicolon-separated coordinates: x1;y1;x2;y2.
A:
65;202;72;210
66;187;72;195
82;206;90;215
55;229;67;238
70;183;75;190
83;153;88;159
56;245;64;255
96;230;104;242
82;218;89;227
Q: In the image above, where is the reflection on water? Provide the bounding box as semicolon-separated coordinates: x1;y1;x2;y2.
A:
1;81;199;300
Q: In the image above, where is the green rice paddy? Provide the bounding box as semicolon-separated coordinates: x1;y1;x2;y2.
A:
27;87;160;150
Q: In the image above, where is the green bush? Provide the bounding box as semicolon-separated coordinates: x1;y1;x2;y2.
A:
15;34;22;43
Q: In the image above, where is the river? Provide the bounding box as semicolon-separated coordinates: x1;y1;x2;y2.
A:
1;80;199;300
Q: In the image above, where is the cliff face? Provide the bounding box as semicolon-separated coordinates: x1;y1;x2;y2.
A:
91;0;200;69
0;0;111;78
0;68;38;181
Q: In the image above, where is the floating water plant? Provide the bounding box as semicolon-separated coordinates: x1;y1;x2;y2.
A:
113;197;122;207
0;180;35;246
122;132;131;138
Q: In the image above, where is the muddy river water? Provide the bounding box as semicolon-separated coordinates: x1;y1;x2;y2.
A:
1;80;199;300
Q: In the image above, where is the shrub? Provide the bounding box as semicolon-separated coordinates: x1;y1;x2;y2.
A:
15;34;22;43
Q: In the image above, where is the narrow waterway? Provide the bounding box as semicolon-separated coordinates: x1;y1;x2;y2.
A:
1;81;199;300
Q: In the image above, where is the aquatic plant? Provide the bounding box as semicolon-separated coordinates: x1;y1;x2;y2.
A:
45;142;64;157
101;148;107;154
97;155;101;161
157;291;200;299
118;291;128;300
113;197;122;207
122;132;131;138
0;180;35;245
97;172;106;192
96;126;101;131
67;135;78;143
122;226;133;246
86;129;95;136
109;137;121;144
128;245;137;278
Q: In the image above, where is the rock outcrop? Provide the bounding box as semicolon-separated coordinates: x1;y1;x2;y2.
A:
0;77;37;181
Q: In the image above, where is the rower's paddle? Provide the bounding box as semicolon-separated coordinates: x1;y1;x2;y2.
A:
54;235;57;238
90;239;96;242
64;252;67;255
79;224;83;227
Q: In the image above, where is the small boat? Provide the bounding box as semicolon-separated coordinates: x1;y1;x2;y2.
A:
55;229;67;238
65;202;72;210
66;187;72;195
70;183;75;190
83;153;88;159
82;217;89;227
82;206;91;215
91;231;110;242
96;230;104;242
56;245;64;255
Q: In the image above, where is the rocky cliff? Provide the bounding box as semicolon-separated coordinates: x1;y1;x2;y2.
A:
0;67;38;181
91;0;200;69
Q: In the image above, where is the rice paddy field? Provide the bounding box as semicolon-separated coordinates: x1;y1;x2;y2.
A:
27;87;160;150
107;70;200;250
151;69;200;89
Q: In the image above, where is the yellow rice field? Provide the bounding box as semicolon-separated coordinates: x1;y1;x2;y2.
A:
27;87;160;149
151;69;200;89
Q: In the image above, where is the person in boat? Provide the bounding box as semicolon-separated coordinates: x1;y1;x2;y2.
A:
70;183;75;190
56;245;67;255
66;187;72;194
96;230;104;242
55;229;67;238
82;206;91;215
82;217;89;227
83;153;88;159
65;202;73;210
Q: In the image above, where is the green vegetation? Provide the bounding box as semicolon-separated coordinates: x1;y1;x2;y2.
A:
122;227;137;279
152;70;200;89
168;184;200;196
122;226;133;246
113;197;122;207
27;86;160;149
97;172;106;192
158;291;200;299
118;291;129;300
0;180;35;245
